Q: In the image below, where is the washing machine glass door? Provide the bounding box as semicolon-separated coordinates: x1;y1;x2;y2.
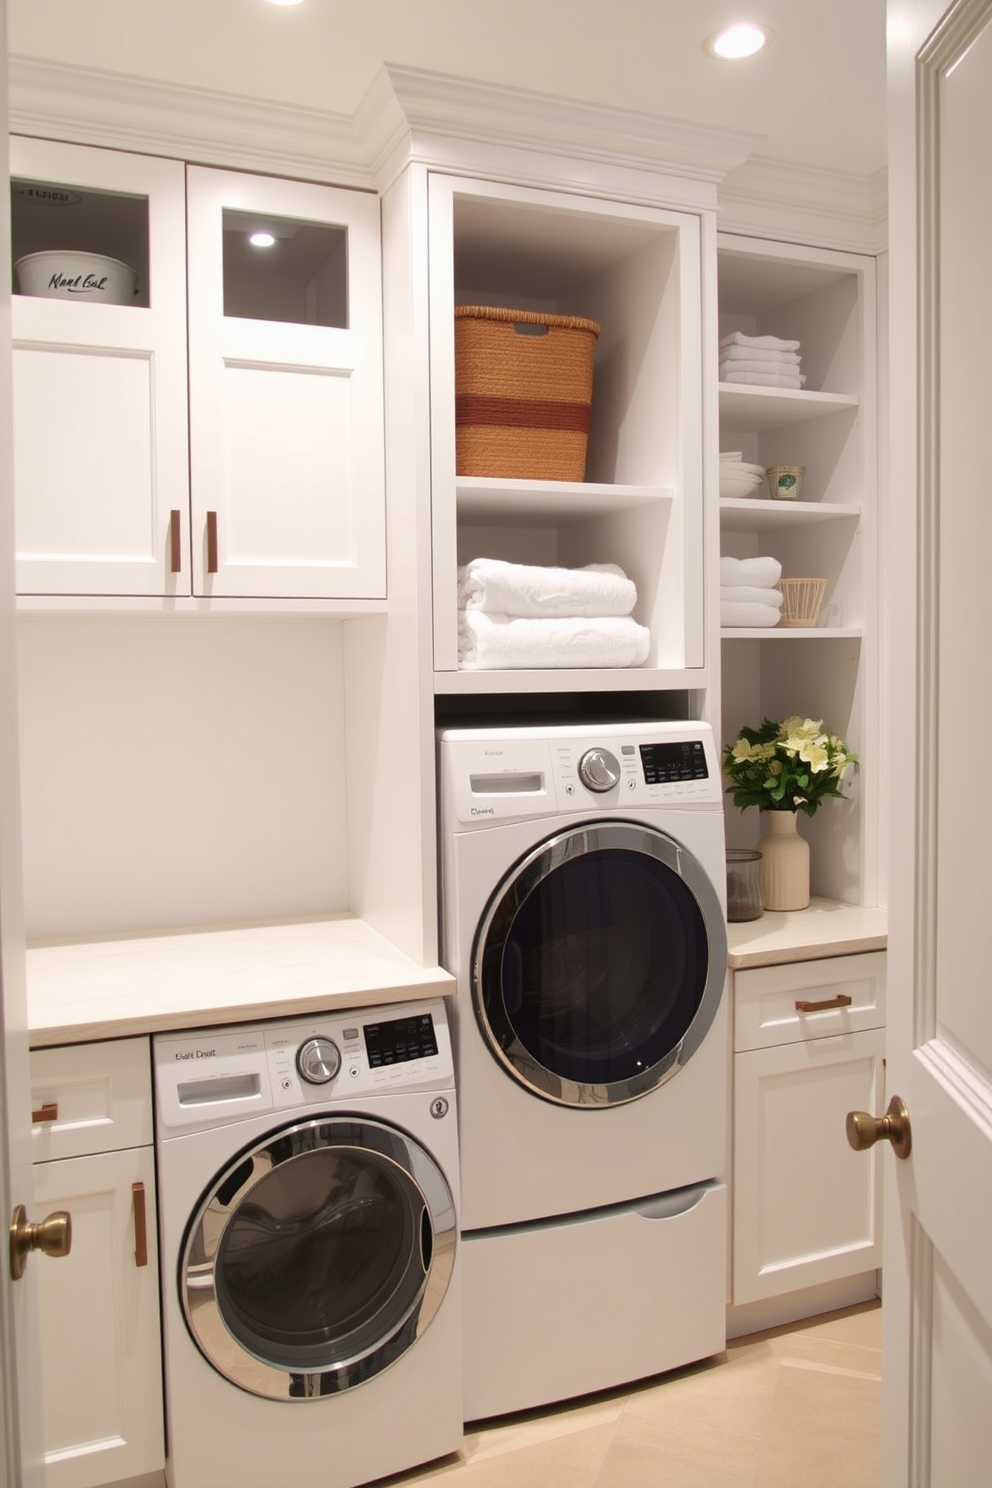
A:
180;1115;456;1400
474;820;727;1107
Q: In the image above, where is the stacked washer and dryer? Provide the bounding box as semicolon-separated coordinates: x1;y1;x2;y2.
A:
438;720;729;1420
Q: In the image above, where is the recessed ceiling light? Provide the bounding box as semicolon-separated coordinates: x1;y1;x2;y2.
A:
249;232;276;249
263;0;305;7
706;22;772;59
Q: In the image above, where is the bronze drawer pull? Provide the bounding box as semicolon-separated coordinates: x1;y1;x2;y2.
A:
206;510;218;574
795;994;853;1013
169;509;182;573
31;1102;58;1124
132;1182;148;1268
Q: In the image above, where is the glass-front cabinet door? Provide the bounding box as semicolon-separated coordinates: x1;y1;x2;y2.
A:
9;137;189;598
185;167;386;601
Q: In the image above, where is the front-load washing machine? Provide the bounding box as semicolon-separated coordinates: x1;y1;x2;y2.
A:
438;721;729;1419
154;998;461;1488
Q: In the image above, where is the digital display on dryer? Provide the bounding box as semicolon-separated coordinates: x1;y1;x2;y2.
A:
363;1012;438;1067
639;739;709;784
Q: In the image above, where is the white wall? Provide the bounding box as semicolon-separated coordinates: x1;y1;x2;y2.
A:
16;613;350;940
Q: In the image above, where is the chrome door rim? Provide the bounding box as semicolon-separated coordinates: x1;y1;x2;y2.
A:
180;1115;456;1400
471;820;727;1107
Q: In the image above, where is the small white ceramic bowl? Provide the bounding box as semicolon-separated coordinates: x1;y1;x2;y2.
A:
719;470;764;499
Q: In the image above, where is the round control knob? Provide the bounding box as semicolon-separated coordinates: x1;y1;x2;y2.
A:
296;1037;341;1085
577;747;621;793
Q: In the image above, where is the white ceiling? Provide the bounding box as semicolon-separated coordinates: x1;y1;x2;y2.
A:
8;0;888;181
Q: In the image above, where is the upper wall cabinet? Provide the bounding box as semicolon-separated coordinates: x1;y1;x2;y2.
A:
10;138;189;599
426;174;705;694
9;139;386;605
185;167;384;601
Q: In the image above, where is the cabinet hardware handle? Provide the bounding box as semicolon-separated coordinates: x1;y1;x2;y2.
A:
206;511;218;575
169;509;182;573
31;1103;58;1124
132;1182;148;1268
795;994;853;1013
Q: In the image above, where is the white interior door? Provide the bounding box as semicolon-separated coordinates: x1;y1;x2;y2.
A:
0;6;45;1479
884;1;992;1482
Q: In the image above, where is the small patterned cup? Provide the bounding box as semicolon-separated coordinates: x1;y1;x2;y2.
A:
766;465;805;500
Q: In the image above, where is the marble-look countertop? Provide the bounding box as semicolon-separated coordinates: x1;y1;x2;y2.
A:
26;914;455;1048
725;897;888;970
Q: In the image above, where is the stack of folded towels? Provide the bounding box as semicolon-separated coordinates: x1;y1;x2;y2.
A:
719;331;805;390
457;557;650;670
720;555;783;628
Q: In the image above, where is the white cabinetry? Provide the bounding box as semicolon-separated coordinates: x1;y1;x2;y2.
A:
731;951;885;1307
29;1038;164;1488
717;234;878;904
10;138;188;599
426;174;705;694
10;138;385;605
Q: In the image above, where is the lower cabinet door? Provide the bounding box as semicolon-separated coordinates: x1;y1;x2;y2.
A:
32;1146;164;1488
733;1027;885;1305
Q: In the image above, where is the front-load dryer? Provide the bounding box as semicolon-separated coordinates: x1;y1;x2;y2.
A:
437;721;729;1419
154;999;461;1488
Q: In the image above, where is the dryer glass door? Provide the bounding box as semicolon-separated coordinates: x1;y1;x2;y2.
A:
474;821;727;1107
180;1115;456;1399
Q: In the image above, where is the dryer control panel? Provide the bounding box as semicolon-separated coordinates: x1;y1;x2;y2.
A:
154;997;453;1133
440;721;723;826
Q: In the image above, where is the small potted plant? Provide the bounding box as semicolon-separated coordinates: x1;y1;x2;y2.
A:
722;716;858;911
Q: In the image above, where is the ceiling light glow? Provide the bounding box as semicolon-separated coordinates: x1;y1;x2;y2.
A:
263;0;305;7
707;22;772;59
249;232;276;249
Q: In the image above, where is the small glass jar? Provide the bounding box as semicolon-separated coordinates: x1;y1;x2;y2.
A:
726;848;764;922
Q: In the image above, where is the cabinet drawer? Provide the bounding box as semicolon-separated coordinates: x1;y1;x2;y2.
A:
733;951;886;1053
30;1039;153;1160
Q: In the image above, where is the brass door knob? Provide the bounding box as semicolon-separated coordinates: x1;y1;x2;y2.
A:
9;1204;72;1281
846;1095;912;1161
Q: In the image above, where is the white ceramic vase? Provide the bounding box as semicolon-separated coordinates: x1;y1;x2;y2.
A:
759;811;810;911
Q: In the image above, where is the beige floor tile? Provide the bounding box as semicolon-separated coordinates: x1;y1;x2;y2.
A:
389;1421;618;1488
622;1349;780;1439
762;1359;881;1458
592;1411;761;1488
755;1439;880;1488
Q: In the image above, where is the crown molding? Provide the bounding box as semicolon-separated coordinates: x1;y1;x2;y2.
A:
363;64;764;184
718;155;888;256
9;55;763;201
7;55;886;251
7;56;376;188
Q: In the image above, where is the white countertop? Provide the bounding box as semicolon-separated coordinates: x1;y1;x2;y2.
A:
26;914;455;1048
725;897;888;970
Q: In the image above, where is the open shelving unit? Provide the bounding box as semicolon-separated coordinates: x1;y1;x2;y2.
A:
427;174;706;695
716;232;879;908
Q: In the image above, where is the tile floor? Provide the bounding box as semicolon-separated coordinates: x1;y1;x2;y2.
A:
385;1301;882;1488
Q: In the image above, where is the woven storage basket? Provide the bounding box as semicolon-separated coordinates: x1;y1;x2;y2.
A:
454;306;601;481
777;578;827;628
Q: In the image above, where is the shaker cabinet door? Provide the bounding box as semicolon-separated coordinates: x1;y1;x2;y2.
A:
10;138;190;598
186;166;386;600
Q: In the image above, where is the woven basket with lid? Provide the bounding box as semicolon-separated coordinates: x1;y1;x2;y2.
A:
454;306;601;481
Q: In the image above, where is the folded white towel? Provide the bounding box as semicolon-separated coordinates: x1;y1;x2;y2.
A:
720;331;801;352
721;584;784;608
720;555;783;588
721;369;806;389
457;558;636;618
721;601;781;628
720;345;802;367
458;611;651;670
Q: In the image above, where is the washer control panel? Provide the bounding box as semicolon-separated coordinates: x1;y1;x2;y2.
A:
154;998;452;1132
441;721;722;825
